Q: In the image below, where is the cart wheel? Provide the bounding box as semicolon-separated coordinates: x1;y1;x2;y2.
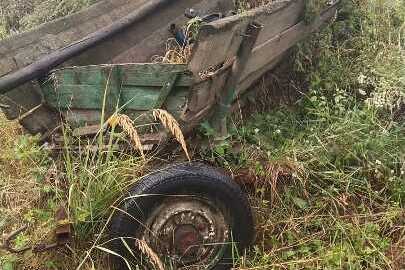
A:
109;163;255;270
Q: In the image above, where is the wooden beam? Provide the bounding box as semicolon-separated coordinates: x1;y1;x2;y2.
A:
188;0;305;76
240;3;338;83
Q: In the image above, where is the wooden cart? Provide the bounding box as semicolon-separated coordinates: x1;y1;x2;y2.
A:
0;1;339;269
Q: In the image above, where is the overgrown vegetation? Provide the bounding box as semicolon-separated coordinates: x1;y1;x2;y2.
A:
200;0;405;268
0;0;98;38
1;0;404;269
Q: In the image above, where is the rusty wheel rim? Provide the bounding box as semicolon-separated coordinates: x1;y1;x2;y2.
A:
141;197;230;269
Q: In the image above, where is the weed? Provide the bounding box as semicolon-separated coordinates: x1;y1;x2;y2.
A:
0;0;99;36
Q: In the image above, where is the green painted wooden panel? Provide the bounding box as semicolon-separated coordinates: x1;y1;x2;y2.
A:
153;73;179;109
57;66;115;85
120;86;161;110
45;85;106;109
58;87;190;129
42;63;194;112
122;64;193;87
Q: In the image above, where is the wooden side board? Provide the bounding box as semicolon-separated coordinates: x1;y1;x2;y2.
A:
184;1;339;123
240;3;338;85
188;0;305;77
42;64;193;128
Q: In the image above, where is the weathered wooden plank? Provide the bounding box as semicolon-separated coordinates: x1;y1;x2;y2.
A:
18;105;60;135
44;85;107;110
237;53;285;95
112;0;234;63
154;73;179;108
56;63;189;84
0;83;43;119
120;86;161;110
63;110;103;128
124;73;193;87
164;86;190;114
43;66;118;110
187;19;248;76
241;3;338;80
188;0;303;76
0;58;17;76
181;67;230;122
121;64;193;87
42;64;193;112
253;0;305;47
0;0;140;56
65;88;189;127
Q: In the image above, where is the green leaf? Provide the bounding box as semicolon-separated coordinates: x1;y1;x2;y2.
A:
2;261;14;270
292;197;308;209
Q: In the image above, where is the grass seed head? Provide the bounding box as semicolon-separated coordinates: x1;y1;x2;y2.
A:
107;114;145;160
152;109;191;161
136;239;165;270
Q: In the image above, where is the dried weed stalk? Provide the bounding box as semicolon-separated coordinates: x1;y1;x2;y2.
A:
107;114;145;159
152;39;193;64
152;109;191;161
136;239;165;270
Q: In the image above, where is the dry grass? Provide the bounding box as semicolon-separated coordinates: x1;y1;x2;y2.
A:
0;114;40;216
107;113;145;160
136;239;165;270
153;109;191;161
152;39;193;64
0;114;57;269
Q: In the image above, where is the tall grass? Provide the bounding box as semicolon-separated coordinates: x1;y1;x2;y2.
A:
0;0;99;37
200;0;404;269
62;132;148;239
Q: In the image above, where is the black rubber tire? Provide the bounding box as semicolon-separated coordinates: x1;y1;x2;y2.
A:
108;163;255;270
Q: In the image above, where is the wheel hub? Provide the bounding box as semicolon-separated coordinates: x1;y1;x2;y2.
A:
141;197;230;269
174;224;202;257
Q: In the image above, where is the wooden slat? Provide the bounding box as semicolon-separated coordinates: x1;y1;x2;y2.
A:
56;64;190;84
0;0;137;56
253;0;305;47
18;106;60;135
46;85;107;109
120;86;161;110
154;73;179;108
188;0;304;76
0;84;42;119
188;17;248;75
237;53;285;95
62;91;188;128
121;64;193;87
42;63;193;112
241;3;339;81
124;74;193;87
